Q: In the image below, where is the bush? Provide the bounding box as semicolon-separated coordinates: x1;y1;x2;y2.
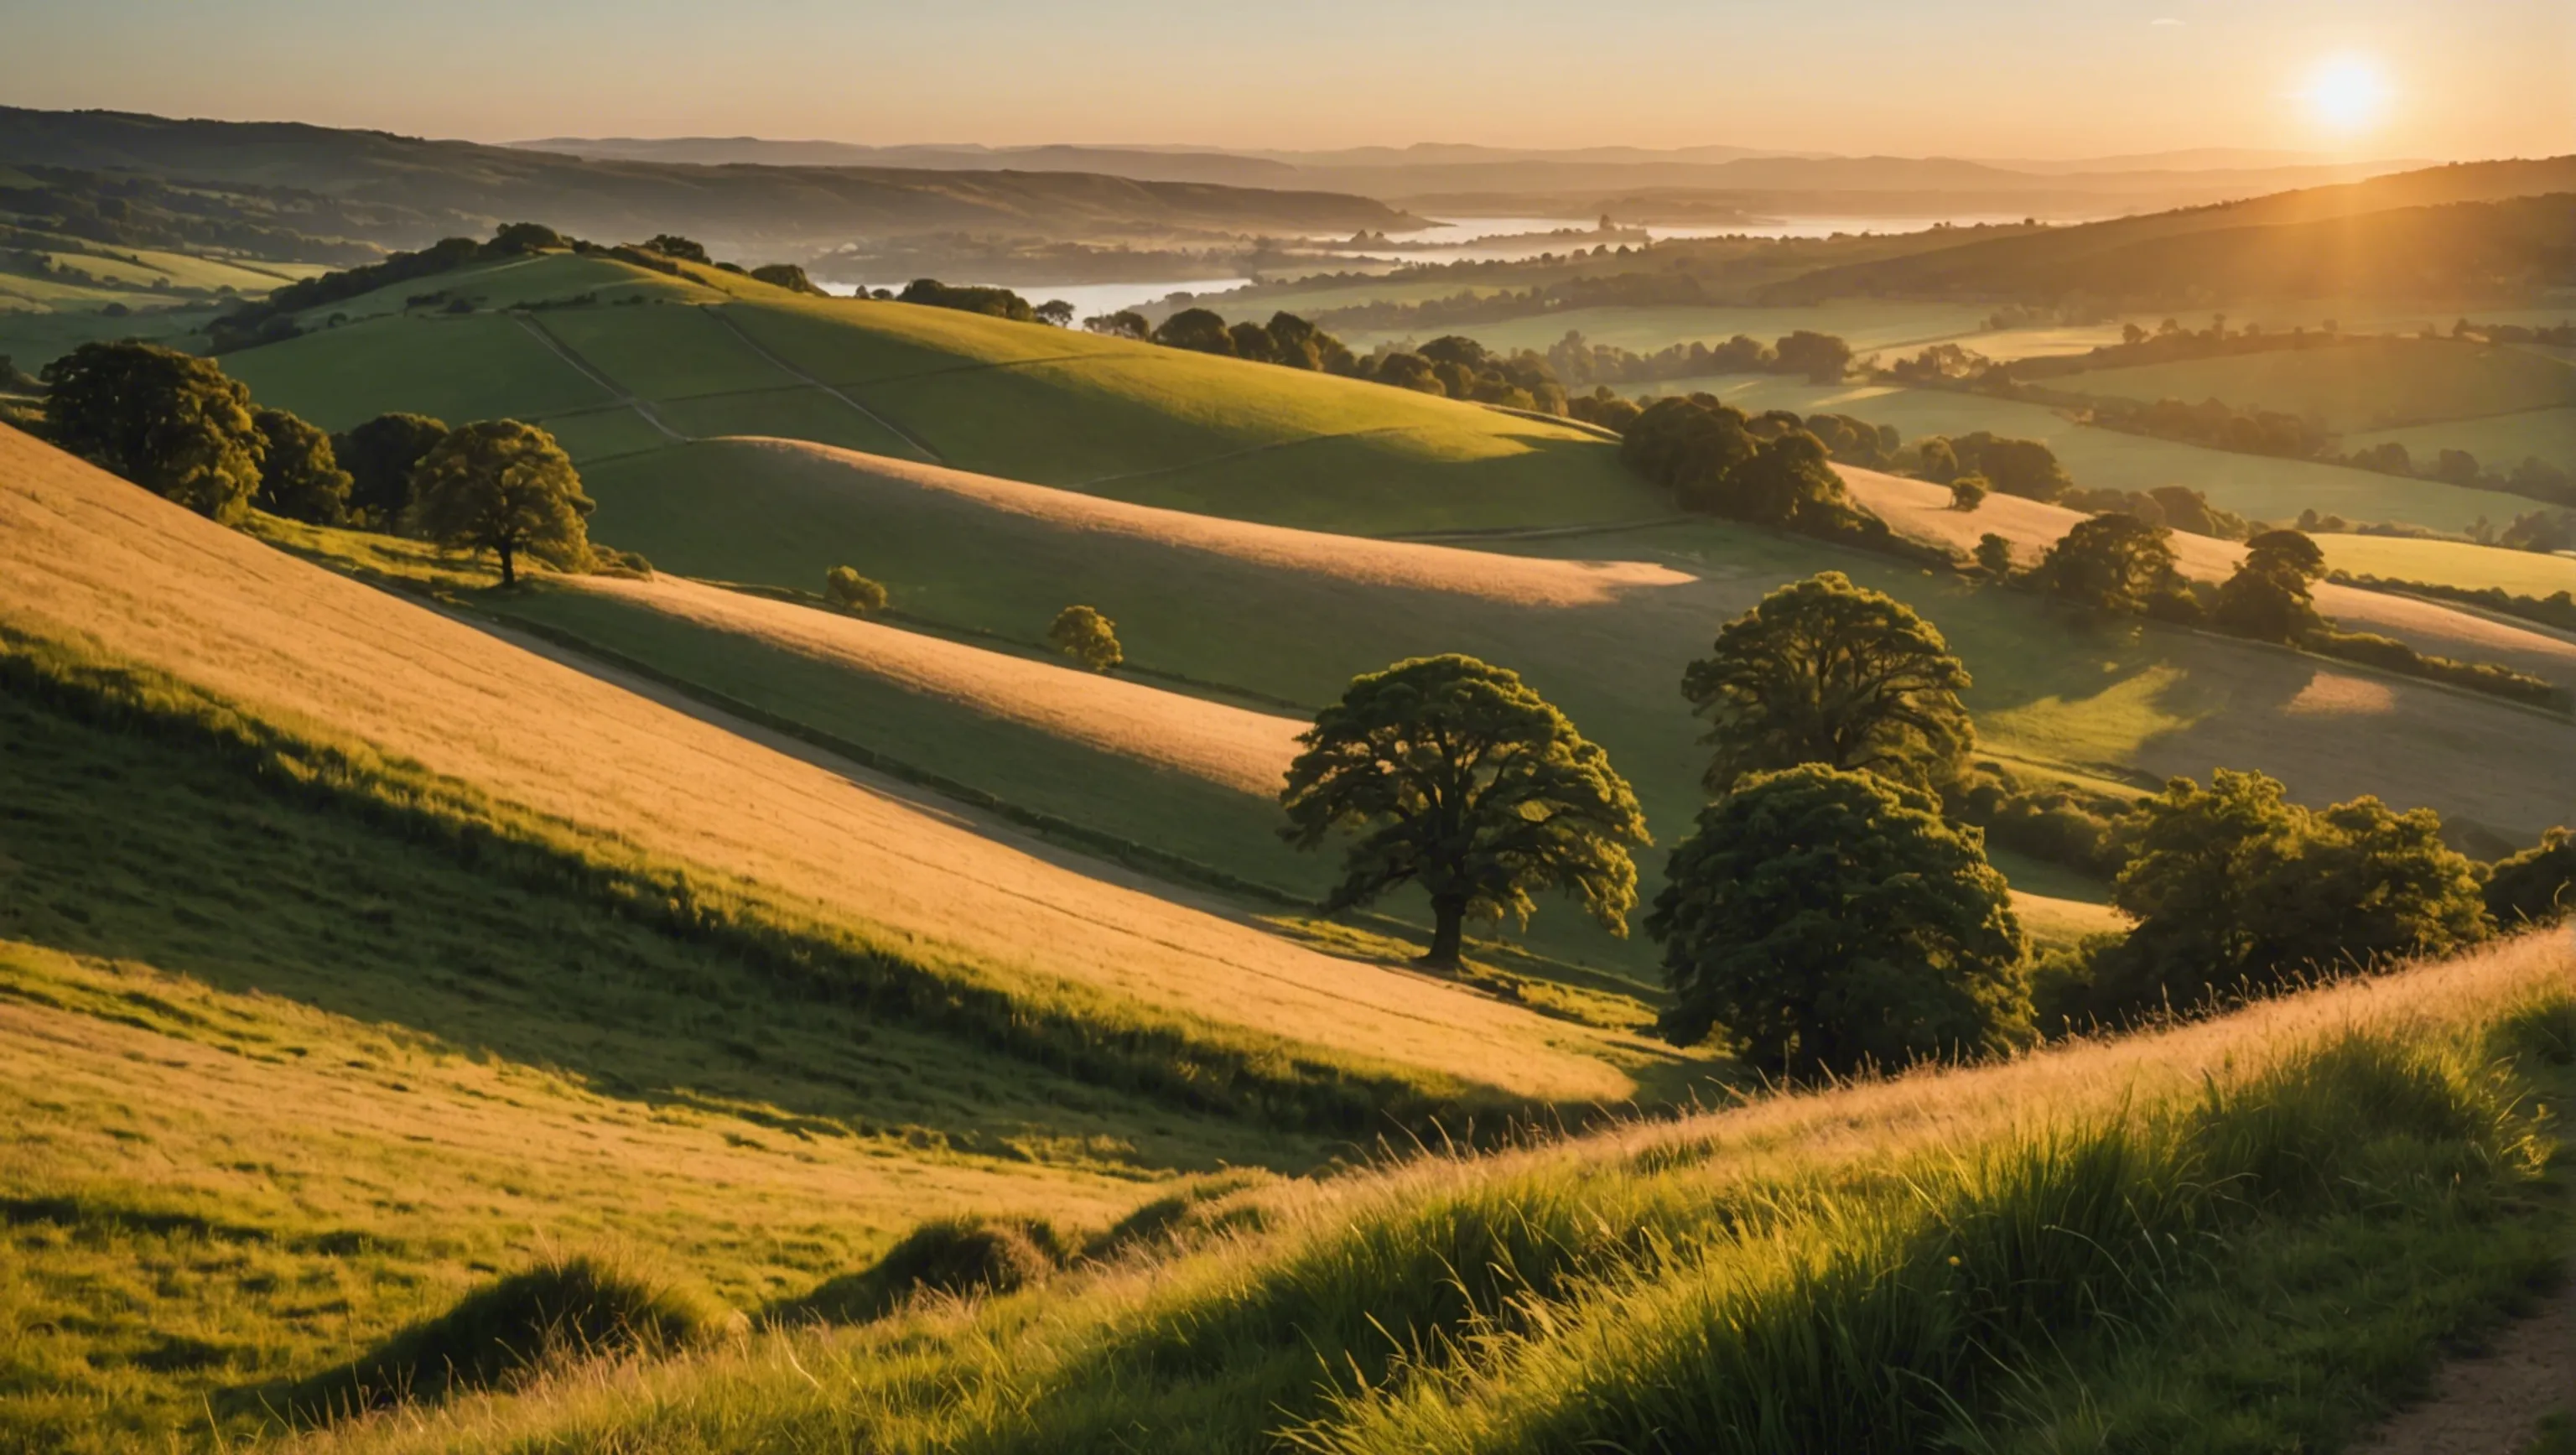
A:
1948;761;2141;878
824;564;888;615
2486;827;2576;927
288;1252;731;1416
1048;605;1123;672
2305;630;2563;709
783;1216;1067;1324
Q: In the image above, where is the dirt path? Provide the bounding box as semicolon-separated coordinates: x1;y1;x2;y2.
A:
2349;1278;2576;1455
513;314;688;442
701;306;946;462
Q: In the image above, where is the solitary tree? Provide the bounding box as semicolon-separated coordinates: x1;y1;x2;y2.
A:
824;566;889;615
1047;605;1123;672
252;407;352;524
1281;655;1648;968
406;420;593;585
1973;533;2016;578
1683;571;1975;794
1649;765;2029;1078
1034;299;1077;328
332;413;450;530
41;340;264;521
2212;527;2328;642
1948;473;1991;512
2027;512;2184;616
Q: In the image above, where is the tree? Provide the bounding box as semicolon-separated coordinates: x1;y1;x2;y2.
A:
1649;765;2029;1078
2486;828;2575;927
1913;434;1961;484
1772;330;1854;384
1047;605;1122;672
2211;527;2326;643
1083;310;1150;340
2089;770;2490;1014
1226;320;1277;362
643;234;712;264
332;413;449;530
1280;655;1648;968
2027;513;2184;616
1953;434;2071;503
1371;351;1446;395
1152;309;1235;356
1034;299;1077;328
40;340;263;522
252;407;351;523
1682;571;1974;794
824;566;888;615
1726;429;1847;527
1948;473;1990;512
405;420;592;585
1973;533;2015;578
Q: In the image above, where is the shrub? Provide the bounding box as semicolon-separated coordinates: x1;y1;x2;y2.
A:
2305;630;2563;709
784;1216;1067;1324
1048;605;1123;673
1973;533;2015;577
2487;827;2576;927
288;1252;731;1416
824;565;889;615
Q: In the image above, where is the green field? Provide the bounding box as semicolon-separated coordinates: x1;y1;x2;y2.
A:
1639;373;2547;534
2321;533;2576;597
223;252;1661;534
2049;336;2576;433
1335;300;2008;356
2346;403;2576;473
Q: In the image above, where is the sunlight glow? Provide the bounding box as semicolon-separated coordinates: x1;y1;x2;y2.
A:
2303;55;2394;134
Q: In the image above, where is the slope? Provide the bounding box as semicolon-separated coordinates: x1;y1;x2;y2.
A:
221;252;1660;534
578;437;2576;867
0;423;1688;1106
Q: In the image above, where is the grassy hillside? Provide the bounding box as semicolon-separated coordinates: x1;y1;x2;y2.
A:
2050;335;2576;434
2322;533;2576;597
1642;372;2545;534
222;252;1659;534
568;439;2576;872
209;933;2576;1452
1;424;1698;1112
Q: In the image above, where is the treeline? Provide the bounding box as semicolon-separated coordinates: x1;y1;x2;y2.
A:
29;339;635;587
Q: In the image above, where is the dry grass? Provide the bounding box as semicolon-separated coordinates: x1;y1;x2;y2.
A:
568;573;1306;797
0;424;1655;1102
1841;465;2576;688
723;439;1692;607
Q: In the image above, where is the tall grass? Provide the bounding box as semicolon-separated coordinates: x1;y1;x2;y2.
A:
292;943;2574;1453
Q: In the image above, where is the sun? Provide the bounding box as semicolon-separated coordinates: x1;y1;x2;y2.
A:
2303;55;2394;133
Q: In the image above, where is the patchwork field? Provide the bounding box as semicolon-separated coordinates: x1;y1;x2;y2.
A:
2346;403;2576;474
2320;533;2576;597
221;252;1660;535
2046;335;2576;434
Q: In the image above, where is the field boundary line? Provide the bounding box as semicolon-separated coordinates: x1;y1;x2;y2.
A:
703;307;946;463
513;314;688;443
1070;427;1415;489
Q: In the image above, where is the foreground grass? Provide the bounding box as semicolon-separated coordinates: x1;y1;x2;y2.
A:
283;935;2576;1453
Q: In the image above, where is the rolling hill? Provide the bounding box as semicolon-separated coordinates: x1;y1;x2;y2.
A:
220;249;1661;533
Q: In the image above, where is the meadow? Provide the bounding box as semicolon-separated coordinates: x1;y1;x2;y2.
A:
254;933;2576;1452
222;253;1659;535
2044;335;2576;434
2346;403;2576;474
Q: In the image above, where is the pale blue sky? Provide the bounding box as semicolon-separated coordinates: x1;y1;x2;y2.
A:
2;0;2568;158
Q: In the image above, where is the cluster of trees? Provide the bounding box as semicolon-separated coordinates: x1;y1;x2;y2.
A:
1546;329;1857;390
0;163;387;266
2054;483;2250;540
1618;394;1883;539
2081;394;2328;460
1349;335;1562;410
1143;308;1358;373
38;340;597;585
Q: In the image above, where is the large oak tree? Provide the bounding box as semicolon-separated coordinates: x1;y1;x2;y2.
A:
1280;655;1648;969
405;420;592;585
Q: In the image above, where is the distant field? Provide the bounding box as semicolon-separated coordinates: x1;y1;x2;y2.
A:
224;252;1664;534
1335;300;2002;355
2345;403;2576;473
2049;336;2576;433
2;426;1683;1107
1641;374;2543;534
2320;533;2576;598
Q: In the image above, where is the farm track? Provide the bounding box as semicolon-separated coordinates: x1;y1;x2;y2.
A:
513;314;686;442
704;306;947;462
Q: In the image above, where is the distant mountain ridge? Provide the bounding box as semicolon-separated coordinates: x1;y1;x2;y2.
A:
0;107;1418;253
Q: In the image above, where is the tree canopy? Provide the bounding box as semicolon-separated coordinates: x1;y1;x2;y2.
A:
405;420;593;585
1047;605;1123;673
1682;571;1974;794
2084;770;2490;1016
1151;308;1235;356
41;340;263;522
1649;765;2029;1078
2212;527;2328;642
2485;827;2576;928
1950;433;2071;503
2026;512;2189;616
1280;655;1649;968
332;413;450;530
251;407;351;524
825;566;889;615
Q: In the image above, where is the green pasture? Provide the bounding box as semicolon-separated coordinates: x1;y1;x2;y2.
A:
2345;403;2576;474
223;252;1665;533
2321;534;2576;597
0;678;1235;1451
1337;299;2006;356
1644;374;2546;534
2049;336;2576;433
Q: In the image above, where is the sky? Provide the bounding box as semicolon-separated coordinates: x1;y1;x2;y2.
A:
3;0;2569;161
